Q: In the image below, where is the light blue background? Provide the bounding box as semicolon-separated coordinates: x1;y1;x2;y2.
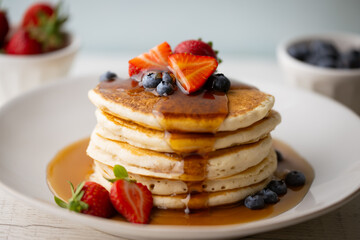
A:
4;0;360;57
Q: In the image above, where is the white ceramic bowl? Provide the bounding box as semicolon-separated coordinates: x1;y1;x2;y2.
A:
277;32;360;115
0;34;80;104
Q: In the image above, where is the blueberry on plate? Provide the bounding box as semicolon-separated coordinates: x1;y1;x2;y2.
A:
156;81;175;96
142;72;162;88
287;42;310;61
275;150;283;162
258;189;279;204
207;73;231;92
285;171;306;187
244;195;265;210
162;72;176;84
100;71;117;82
267;180;287;195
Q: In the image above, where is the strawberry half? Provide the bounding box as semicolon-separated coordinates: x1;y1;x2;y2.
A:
107;165;153;224
168;53;218;93
128;41;172;77
5;29;42;55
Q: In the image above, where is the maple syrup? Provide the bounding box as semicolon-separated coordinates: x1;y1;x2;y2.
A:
47;138;314;225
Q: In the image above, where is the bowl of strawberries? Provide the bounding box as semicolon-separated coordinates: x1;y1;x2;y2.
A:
0;2;80;104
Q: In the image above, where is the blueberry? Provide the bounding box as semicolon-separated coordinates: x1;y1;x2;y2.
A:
267;180;287;195
156;81;175;96
142;72;162;88
309;40;339;59
207;73;231;92
162;72;176;84
338;50;360;69
100;71;117;82
285;171;306;187
288;43;310;61
258;189;279;204
306;55;336;68
244;195;265;210
275;150;283;162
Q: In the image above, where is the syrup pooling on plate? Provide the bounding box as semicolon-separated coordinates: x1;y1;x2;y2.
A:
46;138;314;225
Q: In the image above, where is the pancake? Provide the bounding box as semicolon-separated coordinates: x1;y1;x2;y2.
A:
88;78;275;133
94;109;281;153
90;149;276;195
86;132;273;181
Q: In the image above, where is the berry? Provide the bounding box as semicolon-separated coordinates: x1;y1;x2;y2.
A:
5;29;42;55
168;53;218;94
309;40;338;60
142;72;162;88
22;2;54;27
0;9;9;47
275;150;283;162
100;71;117;82
128;42;172;77
21;2;68;52
338;50;360;69
162;72;176;84
258;189;279;204
287;42;309;61
267;180;287;195
285;171;306;187
174;39;218;59
244;195;265;210
207;73;231;92
54;181;115;218
108;165;153;224
156;81;175;96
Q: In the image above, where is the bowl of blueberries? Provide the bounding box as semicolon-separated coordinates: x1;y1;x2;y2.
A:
277;32;360;115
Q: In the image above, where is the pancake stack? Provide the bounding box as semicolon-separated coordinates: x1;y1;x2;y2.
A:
87;78;281;210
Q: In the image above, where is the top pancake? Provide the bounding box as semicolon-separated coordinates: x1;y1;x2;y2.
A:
89;78;274;133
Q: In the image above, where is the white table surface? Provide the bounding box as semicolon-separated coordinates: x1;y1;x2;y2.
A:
0;54;359;240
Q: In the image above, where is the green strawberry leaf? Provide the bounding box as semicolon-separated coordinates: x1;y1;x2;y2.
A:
54;196;67;209
114;165;128;178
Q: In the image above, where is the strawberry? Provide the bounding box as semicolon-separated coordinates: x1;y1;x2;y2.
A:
108;165;153;224
5;29;42;55
174;39;221;62
0;8;9;47
168;53;218;93
21;2;54;27
54;181;115;218
128;41;172;77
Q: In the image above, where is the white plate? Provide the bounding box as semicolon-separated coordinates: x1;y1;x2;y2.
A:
0;75;359;240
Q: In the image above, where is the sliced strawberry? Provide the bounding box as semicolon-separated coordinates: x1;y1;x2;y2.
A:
110;180;153;224
168;53;218;93
128;41;172;77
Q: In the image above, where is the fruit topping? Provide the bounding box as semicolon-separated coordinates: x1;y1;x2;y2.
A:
0;7;9;47
206;73;231;92
108;165;153;224
54;181;115;218
258;189;279;204
142;72;162;88
285;170;306;187
288;40;360;69
162;72;176;84
244;195;265;210
168;53;218;93
128;42;172;77
5;29;42;55
100;71;117;82
156;80;175;96
267;180;287;195
174;39;221;63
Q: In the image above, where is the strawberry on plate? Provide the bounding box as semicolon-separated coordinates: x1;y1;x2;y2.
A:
108;165;153;224
128;41;172;77
174;39;221;62
0;7;9;46
5;29;42;55
21;2;55;27
168;53;218;93
54;181;115;218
